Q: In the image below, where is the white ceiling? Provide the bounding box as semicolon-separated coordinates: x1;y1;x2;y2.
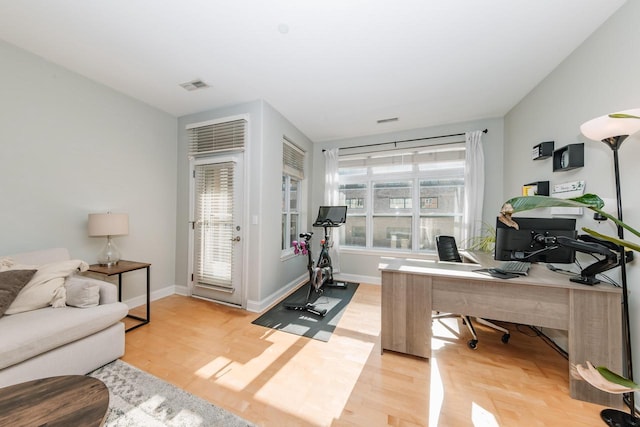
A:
0;0;627;142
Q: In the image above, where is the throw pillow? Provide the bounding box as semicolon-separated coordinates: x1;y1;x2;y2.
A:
65;280;100;308
0;269;37;317
4;259;89;315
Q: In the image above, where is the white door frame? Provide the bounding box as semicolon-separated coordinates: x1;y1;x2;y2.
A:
188;153;247;307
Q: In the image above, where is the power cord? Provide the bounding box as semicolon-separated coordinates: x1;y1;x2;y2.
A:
527;325;568;360
596;273;621;287
492;322;568;359
546;263;578;275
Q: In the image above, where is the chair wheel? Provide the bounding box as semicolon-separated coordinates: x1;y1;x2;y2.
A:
468;339;478;350
501;334;510;344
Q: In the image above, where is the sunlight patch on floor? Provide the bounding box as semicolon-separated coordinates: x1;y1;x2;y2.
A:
253;335;376;425
429;357;444;426
194;330;300;389
431;317;501;427
134;394;207;425
472;402;499;427
432;316;462;350
191;323;376;426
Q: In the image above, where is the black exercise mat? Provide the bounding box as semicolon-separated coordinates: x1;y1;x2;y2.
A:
252;281;359;342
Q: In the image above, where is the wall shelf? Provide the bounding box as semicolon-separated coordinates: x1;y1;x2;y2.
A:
553;143;584;171
532;141;554;160
522;181;549;196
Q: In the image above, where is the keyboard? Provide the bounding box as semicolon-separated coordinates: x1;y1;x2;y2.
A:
497;261;531;275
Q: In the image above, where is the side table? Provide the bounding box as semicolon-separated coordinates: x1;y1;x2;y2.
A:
88;260;150;332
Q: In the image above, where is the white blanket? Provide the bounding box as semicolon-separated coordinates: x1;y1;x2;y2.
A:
0;258;89;315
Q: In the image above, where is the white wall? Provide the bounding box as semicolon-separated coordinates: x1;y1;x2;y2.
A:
504;0;640;376
314;117;505;282
176;100;313;311
259;102;314;304
0;40;178;301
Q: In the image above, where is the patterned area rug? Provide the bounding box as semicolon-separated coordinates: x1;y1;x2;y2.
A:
89;359;254;427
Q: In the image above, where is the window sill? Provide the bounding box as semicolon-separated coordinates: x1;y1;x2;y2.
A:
280;249;297;262
339;246;438;260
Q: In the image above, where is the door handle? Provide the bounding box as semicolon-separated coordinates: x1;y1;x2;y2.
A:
231;236;241;242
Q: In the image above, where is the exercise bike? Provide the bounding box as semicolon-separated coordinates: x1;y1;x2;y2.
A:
284;206;348;317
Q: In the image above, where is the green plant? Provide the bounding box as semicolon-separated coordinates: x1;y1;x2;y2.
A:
610;113;640;120
576;361;640;393
464;222;496;253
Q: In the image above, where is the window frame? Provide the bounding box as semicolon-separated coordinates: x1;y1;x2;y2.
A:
338;144;466;253
281;174;301;253
281;138;305;256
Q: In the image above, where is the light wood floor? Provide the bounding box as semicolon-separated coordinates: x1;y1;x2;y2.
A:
122;284;609;426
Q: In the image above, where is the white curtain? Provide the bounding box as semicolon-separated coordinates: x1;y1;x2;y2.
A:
323;148;341;272
462;131;485;248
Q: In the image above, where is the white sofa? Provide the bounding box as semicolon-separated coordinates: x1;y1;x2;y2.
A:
0;248;129;387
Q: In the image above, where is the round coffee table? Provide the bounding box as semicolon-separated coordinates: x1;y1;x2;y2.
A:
0;375;109;426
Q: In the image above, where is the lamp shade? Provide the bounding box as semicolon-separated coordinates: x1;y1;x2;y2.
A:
88;213;129;237
580;108;640;142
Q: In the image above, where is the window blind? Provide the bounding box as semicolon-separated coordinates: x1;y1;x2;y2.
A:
283;138;305;180
188;119;246;156
194;162;235;289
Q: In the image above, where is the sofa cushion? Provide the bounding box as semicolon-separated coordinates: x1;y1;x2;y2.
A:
4;260;89;315
65;280;100;308
0;302;129;369
0;270;37;317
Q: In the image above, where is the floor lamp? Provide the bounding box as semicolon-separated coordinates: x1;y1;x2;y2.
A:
580;108;640;427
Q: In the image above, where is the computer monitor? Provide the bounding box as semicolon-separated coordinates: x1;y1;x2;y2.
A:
494;216;577;263
313;206;348;227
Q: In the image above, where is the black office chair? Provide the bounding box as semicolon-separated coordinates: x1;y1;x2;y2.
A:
433;235;510;349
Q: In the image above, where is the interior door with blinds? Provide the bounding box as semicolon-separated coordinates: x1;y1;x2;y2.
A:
191;154;244;306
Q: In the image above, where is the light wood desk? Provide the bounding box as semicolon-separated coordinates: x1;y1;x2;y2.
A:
379;252;623;406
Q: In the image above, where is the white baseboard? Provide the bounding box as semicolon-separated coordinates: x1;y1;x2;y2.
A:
123;284;178;309
122;274;378;314
174;285;189;296
334;273;380;286
245;274;306;313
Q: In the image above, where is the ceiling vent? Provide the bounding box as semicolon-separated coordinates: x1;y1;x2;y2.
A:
179;79;210;91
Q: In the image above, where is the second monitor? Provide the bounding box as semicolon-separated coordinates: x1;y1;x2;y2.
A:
494;216;577;263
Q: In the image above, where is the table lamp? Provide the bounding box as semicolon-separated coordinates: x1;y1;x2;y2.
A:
580;108;640;427
88;212;129;267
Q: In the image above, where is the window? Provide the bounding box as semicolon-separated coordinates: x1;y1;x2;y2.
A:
187;118;246;156
389;197;412;209
421;197;438;209
338;144;465;251
345;197;364;209
282;138;305;251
